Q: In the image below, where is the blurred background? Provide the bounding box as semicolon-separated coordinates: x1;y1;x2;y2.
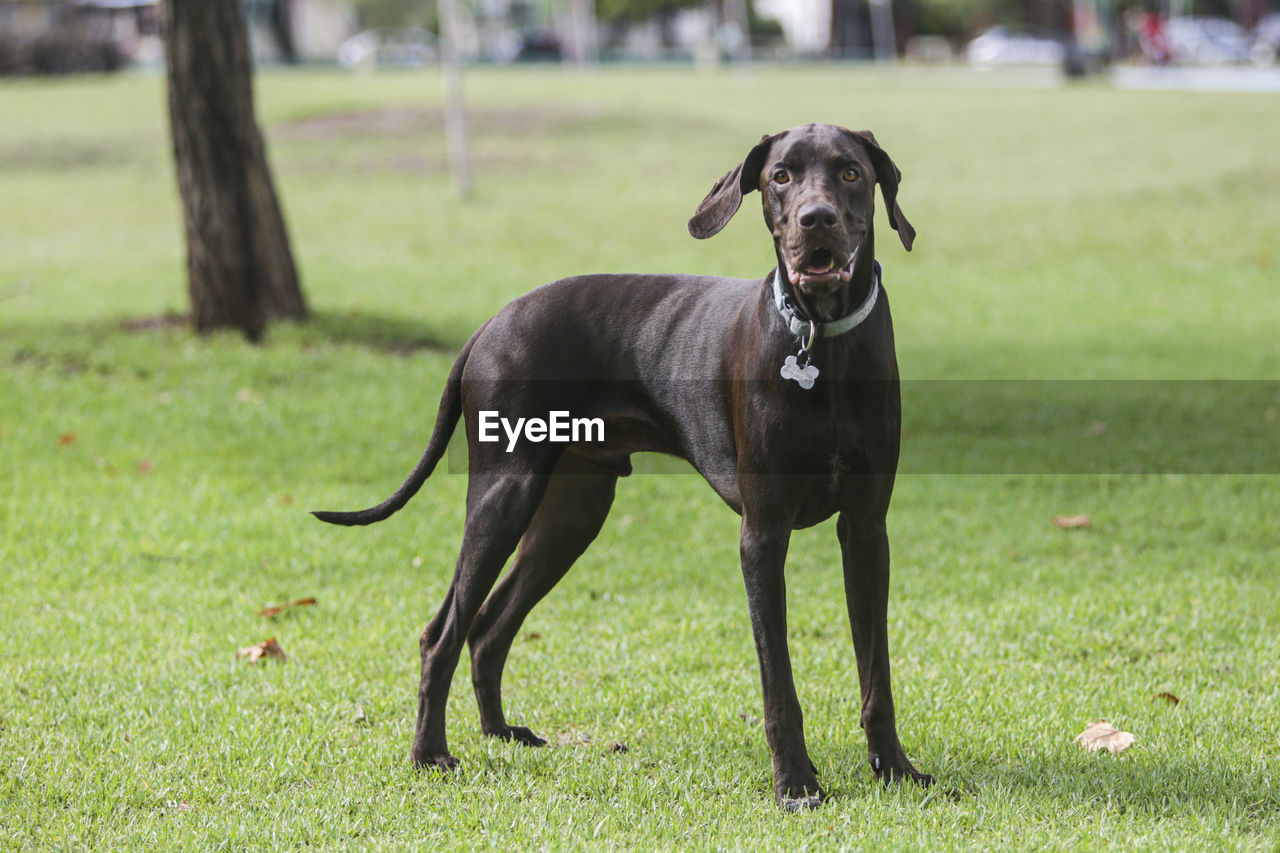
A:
2;0;1278;77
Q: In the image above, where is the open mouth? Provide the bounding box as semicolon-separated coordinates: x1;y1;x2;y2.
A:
782;246;857;290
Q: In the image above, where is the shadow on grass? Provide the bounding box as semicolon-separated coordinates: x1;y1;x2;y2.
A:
817;749;1276;833
4;309;466;381
283;309;462;356
115;309;464;356
966;751;1279;830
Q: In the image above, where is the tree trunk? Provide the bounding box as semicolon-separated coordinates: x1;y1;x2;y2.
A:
160;0;307;340
438;0;471;200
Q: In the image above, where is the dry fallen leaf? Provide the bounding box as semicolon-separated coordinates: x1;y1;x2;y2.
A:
1152;691;1181;706
137;459;154;474
257;597;316;619
237;637;287;663
1075;720;1136;755
1052;514;1092;529
58;432;77;447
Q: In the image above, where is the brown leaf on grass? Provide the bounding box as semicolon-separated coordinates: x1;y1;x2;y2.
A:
137;459;154;474
236;637;287;663
257;597;316;619
1074;720;1136;755
1152;691;1181;705
58;432;77;447
164;798;192;814
1052;514;1092;529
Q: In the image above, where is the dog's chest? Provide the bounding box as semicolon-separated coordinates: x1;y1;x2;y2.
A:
778;390;895;525
788;449;858;522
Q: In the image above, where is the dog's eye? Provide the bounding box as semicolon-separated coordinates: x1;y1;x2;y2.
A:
772;169;790;185
842;168;860;182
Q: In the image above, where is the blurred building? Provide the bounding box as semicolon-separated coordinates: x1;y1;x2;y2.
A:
0;0;355;69
756;0;830;52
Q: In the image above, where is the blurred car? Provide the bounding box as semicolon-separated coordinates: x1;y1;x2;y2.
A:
965;25;1067;67
1252;13;1280;66
1165;16;1253;65
337;28;436;70
487;30;562;64
513;32;561;62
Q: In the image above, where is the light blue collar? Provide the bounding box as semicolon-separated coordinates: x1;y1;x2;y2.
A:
771;261;881;340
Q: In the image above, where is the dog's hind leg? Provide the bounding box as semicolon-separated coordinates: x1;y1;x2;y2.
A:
411;469;552;770
467;451;619;745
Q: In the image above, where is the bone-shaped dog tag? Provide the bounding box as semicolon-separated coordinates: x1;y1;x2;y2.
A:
781;354;819;390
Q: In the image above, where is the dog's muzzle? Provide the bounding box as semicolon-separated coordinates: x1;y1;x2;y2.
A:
783;245;859;295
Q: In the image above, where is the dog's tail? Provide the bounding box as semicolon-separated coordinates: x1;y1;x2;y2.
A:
311;330;480;527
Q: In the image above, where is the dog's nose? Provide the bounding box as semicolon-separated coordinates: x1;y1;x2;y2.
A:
797;203;838;231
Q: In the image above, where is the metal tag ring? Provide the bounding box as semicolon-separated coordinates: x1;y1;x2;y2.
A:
801;319;817;353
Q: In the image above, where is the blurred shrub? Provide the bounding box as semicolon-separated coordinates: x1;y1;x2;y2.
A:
1;22;123;76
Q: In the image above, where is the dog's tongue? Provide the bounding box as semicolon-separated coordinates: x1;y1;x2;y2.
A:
804;250;836;275
785;250;854;286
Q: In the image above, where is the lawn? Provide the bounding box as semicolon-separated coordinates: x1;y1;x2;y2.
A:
1;65;1278;849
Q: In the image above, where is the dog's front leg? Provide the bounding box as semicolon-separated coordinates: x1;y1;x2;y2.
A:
739;513;824;810
837;509;931;787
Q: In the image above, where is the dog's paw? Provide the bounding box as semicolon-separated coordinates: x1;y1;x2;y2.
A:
870;751;931;787
487;725;547;747
775;771;825;811
412;752;460;772
780;793;825;812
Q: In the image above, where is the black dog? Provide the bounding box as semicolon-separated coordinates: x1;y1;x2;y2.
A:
316;123;930;809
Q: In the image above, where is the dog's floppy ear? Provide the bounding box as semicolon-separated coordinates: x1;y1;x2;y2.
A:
852;130;915;251
687;133;777;240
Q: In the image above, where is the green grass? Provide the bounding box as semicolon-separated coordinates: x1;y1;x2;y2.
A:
2;66;1278;849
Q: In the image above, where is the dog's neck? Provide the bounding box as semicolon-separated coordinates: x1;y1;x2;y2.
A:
774;233;878;326
771;237;880;340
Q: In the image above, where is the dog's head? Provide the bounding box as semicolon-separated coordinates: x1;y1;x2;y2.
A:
688;124;913;300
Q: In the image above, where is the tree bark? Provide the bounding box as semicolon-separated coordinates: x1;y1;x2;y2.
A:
161;0;307;340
